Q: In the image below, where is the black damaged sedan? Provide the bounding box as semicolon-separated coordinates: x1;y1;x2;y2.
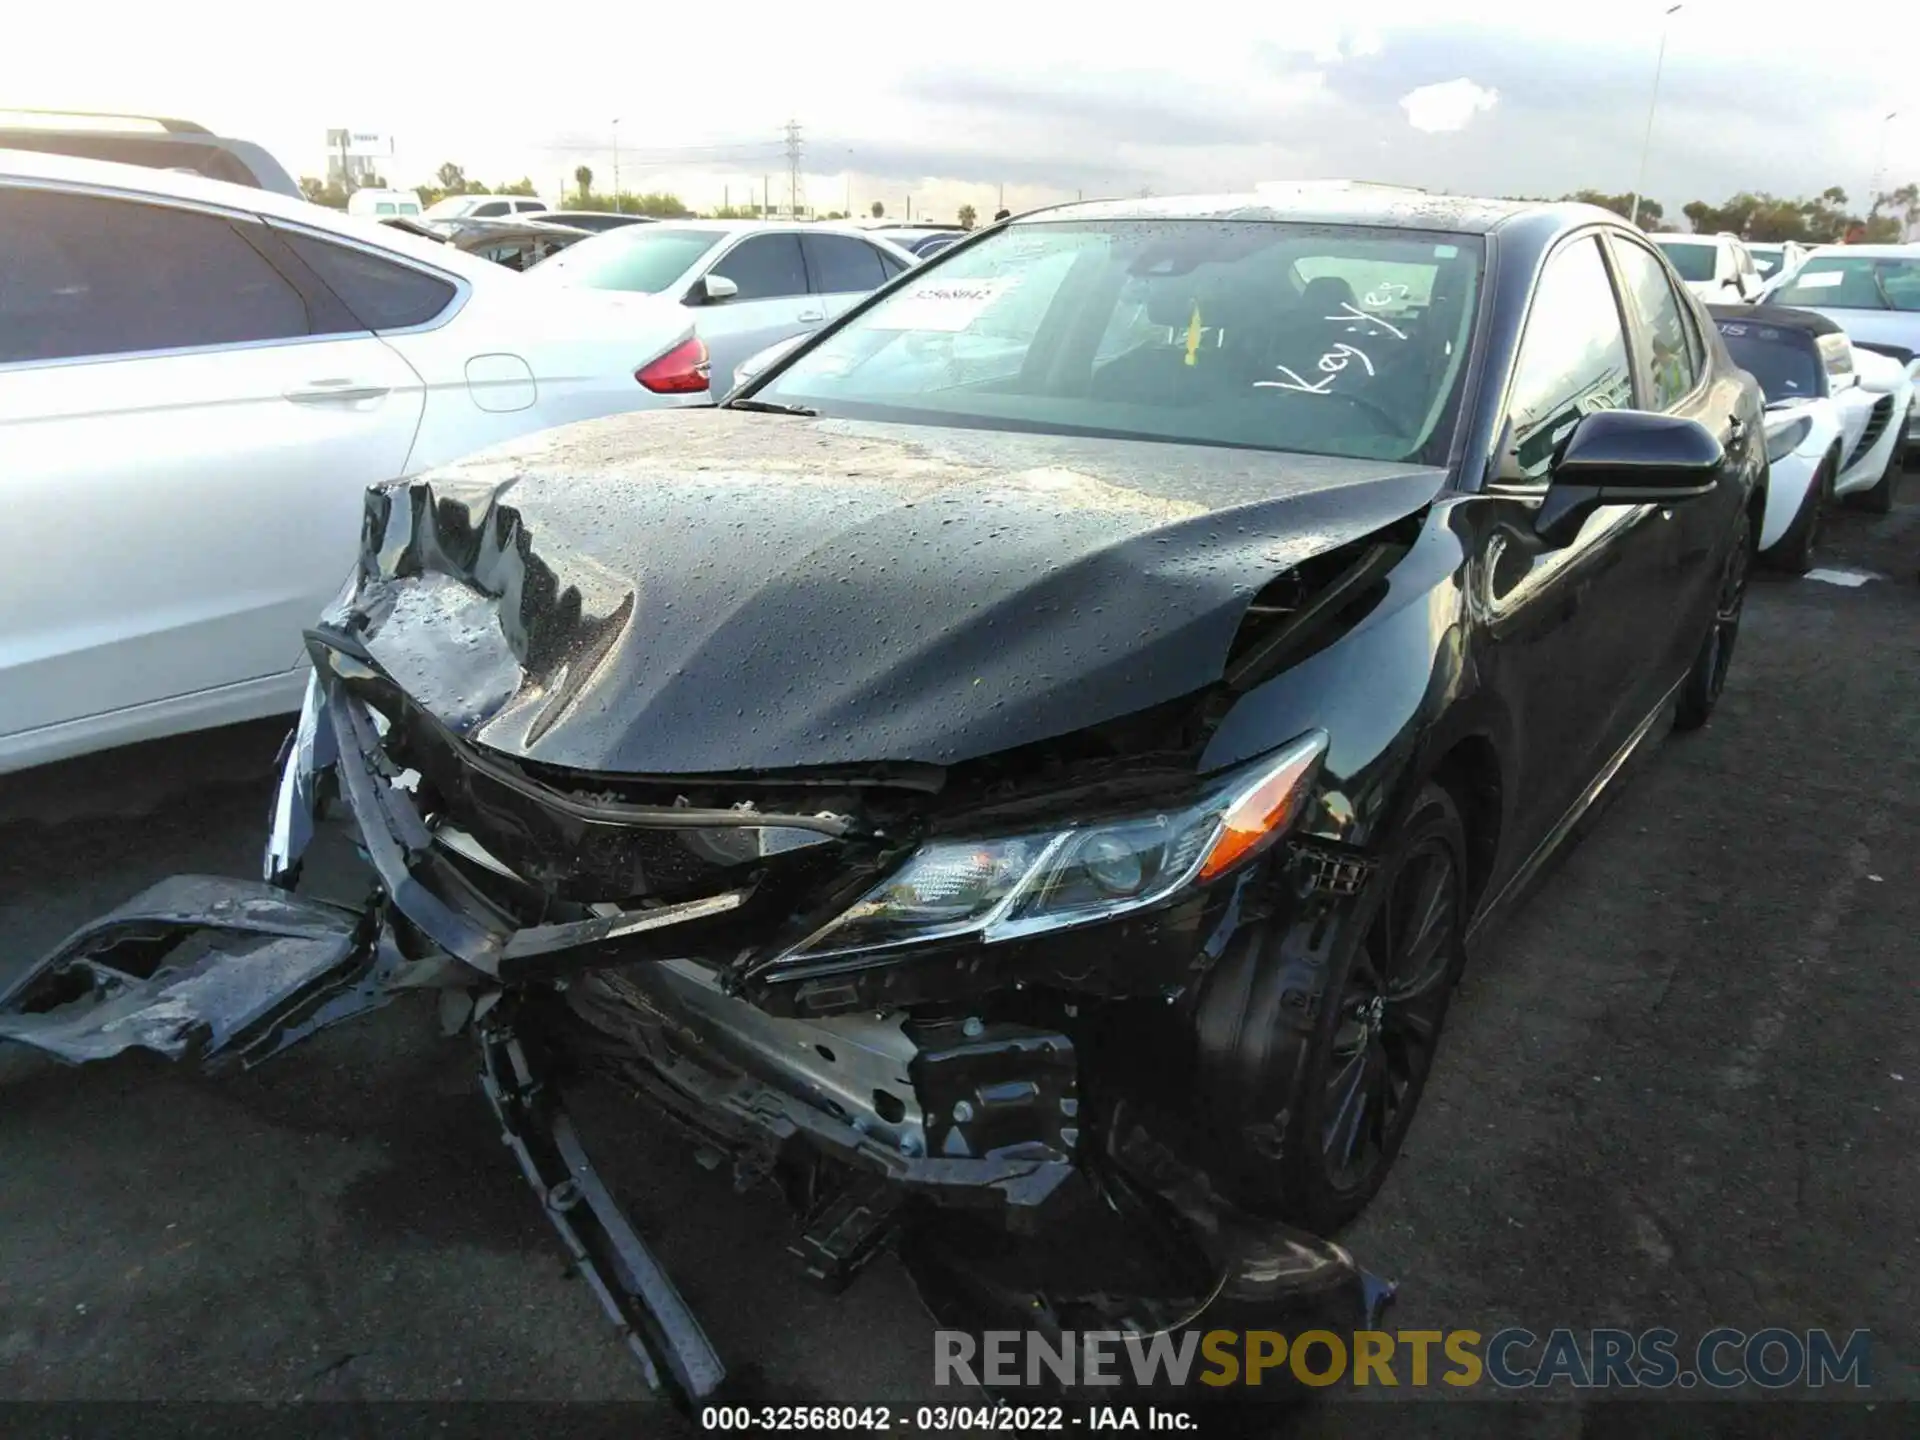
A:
3;191;1763;1399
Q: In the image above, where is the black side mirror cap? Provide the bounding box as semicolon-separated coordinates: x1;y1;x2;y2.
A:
1536;409;1724;546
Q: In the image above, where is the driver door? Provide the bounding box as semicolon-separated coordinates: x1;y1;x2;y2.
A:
688;232;818;388
1473;234;1666;844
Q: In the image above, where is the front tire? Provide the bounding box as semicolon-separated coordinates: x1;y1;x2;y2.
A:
1194;783;1467;1232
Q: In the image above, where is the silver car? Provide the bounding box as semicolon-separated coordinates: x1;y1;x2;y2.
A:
526;220;916;389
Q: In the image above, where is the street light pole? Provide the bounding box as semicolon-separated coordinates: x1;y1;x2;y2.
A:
1870;110;1899;223
612;118;621;210
846;148;854;217
1628;3;1683;230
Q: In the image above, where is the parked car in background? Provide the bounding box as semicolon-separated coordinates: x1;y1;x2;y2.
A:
1745;241;1809;285
0;149;711;773
870;224;967;258
347;187;424;219
526;219;916;390
1654;233;1766;303
437;216;591;270
0;108;300;196
1761;245;1920;462
1710;304;1905;564
542;210;660;232
423;193;550;223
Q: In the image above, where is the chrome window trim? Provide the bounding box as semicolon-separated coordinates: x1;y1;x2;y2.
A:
0;177;377;372
0;174;471;368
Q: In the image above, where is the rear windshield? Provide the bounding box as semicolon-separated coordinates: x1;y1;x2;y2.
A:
752;219;1485;463
1655;241;1717;283
524;226;722;293
1714;321;1821;400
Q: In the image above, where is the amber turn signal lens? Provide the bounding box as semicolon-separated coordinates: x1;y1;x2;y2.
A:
1196;733;1328;883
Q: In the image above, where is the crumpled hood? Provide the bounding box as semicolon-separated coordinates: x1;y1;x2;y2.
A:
342;409;1445;774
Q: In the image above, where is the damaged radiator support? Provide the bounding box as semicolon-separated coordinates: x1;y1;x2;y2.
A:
478;1020;726;1404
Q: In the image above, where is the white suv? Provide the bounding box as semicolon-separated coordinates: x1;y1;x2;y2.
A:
0;150;709;773
1652;233;1766;304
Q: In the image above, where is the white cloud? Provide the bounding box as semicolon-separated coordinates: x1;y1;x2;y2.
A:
1399;78;1500;133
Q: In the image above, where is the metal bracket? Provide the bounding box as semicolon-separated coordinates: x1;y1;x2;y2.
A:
1290;842;1374;896
477;1022;725;1406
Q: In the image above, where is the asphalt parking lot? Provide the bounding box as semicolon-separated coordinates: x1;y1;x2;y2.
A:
1;485;1916;1430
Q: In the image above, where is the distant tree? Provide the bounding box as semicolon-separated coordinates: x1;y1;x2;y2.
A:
1562;189;1662;227
870;200;885;218
957;203;978;230
436;162;468;193
299;176;349;209
574;166;593;203
495;177;539;197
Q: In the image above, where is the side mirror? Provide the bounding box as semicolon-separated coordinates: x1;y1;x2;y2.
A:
1535;409;1724;547
692;273;738;305
731;332;809;392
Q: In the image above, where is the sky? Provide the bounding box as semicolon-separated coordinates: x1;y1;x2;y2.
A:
7;0;1919;224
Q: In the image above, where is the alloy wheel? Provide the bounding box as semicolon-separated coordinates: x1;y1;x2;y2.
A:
1319;837;1460;1190
1701;528;1752;707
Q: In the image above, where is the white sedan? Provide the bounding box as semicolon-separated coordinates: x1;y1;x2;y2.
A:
524;220;917;397
0;149;709;774
1711;304;1911;569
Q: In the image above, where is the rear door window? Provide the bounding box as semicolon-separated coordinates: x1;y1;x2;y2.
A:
275;230;458;329
1609;238;1701;408
802;233;889;294
710;233;809;300
0;187;314;363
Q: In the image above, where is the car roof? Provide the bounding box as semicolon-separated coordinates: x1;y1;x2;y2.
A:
0;146;513;285
577;218;919;257
1707;303;1842;337
1009;188;1600;236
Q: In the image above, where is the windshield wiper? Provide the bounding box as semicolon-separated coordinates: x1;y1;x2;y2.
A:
726;398;819;417
1870;265;1897;311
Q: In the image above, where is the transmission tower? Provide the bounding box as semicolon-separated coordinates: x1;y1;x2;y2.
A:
784;119;804;219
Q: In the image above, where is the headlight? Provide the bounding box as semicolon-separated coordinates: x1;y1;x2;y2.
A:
782;729;1329;961
1765;415;1813;463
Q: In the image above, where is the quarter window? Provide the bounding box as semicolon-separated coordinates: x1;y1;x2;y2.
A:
710;233;809;300
0;187;312;364
1611;239;1700;409
276;230;457;330
1503;236;1633;480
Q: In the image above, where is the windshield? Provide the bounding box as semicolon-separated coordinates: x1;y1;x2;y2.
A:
524;226;722;292
1655;241;1717;283
1770;256;1920;311
1715;323;1821;400
422;195;484;220
752;220;1485;463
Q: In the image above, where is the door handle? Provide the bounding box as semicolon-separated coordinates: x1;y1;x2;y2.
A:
798;309;826;323
284;380;390;405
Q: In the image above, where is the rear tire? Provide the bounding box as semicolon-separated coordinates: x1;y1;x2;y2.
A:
1675;514;1753;731
1765;457;1827;574
1193;783;1467;1232
1850;425;1904;514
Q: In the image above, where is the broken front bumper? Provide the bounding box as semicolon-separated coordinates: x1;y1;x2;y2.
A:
4;650;1392;1406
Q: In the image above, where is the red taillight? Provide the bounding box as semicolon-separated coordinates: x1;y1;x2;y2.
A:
636;335;711;393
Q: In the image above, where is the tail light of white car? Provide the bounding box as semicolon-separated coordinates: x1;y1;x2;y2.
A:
636;336;711;394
